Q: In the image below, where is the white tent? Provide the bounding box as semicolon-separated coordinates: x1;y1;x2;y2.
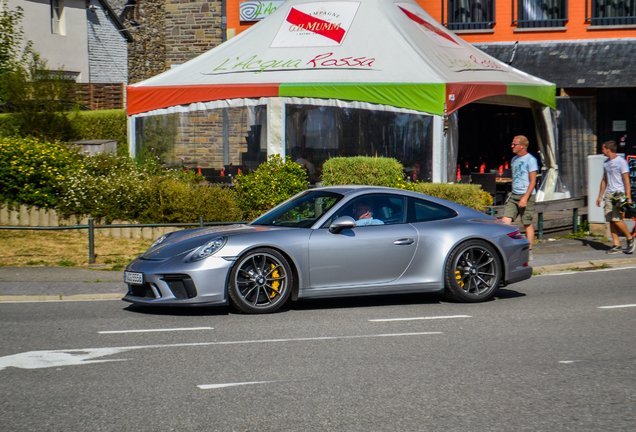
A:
127;0;558;189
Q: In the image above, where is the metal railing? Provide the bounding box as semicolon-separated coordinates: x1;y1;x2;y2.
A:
442;0;496;30
0;218;245;265
512;0;568;28
586;0;636;25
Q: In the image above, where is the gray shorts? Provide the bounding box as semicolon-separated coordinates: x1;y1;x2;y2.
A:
503;193;536;226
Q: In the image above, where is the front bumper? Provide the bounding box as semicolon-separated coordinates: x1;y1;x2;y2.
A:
122;256;233;307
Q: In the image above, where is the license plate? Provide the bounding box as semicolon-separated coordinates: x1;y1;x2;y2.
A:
124;271;144;285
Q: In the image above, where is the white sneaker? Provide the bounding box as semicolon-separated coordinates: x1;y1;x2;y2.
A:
528;250;533;261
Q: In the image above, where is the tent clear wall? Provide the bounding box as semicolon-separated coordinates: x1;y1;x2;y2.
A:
126;0;559;197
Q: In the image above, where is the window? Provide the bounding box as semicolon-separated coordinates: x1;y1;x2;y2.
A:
588;0;636;26
515;0;568;28
50;0;65;35
252;190;343;228
324;194;406;227
443;0;495;30
407;198;457;223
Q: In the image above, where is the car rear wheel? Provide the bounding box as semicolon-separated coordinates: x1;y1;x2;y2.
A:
228;248;292;314
444;240;501;303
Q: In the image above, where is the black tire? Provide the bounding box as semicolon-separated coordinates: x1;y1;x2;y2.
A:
444;240;501;303
227;248;293;314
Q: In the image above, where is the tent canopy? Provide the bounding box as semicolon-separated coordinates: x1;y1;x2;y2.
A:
127;0;555;116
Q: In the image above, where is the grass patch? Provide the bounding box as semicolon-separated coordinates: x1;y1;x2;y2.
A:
0;230;152;267
567;262;611;272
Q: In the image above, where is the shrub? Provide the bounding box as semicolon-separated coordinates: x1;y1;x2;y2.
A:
322;156;404;187
234;155;308;220
138;178;242;223
71;109;128;156
55;152;153;222
0;136;82;207
413;183;492;210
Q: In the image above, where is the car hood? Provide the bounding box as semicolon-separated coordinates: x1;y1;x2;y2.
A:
141;224;291;260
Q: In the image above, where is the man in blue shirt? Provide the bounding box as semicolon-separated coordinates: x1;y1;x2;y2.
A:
502;135;538;260
354;202;384;226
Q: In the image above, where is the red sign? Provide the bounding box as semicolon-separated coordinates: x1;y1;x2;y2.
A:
286;7;346;44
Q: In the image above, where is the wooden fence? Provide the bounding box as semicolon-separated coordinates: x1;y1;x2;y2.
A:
72;83;125;111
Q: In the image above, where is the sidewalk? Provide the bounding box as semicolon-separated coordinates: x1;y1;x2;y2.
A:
1;236;635;302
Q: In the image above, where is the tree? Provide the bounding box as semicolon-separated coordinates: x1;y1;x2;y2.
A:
0;0;32;101
0;0;77;141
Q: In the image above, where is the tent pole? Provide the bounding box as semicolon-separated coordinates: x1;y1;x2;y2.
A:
432;115;444;183
223;108;229;166
267;97;285;159
128;115;136;158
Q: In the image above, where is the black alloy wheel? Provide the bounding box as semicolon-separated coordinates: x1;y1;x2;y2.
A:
444;240;501;302
228;248;292;313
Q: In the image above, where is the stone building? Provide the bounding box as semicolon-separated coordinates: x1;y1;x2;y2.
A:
115;0;223;84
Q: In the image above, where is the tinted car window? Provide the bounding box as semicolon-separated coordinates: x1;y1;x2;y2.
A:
323;194;406;227
251;191;343;228
407;197;457;223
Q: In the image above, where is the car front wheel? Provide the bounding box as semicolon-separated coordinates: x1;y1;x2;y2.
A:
444;240;501;303
228;248;292;314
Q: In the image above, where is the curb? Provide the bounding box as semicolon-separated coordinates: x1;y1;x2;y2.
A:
0;293;124;302
533;257;636;275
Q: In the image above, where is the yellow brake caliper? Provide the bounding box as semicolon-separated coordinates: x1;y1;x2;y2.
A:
270;263;280;298
455;270;464;288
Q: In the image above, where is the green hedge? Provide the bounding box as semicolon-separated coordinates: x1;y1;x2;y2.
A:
413;183;493;210
71;109;128;156
322;156;404;187
0;109;127;156
55;151;241;223
234;155;308;220
138;178;242;224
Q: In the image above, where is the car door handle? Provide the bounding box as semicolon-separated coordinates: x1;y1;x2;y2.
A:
394;238;415;245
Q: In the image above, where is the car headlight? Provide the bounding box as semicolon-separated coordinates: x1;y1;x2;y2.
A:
149;232;172;249
190;236;227;261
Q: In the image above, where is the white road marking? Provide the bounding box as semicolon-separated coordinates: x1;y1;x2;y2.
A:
559;361;579;364
198;381;273;390
369;315;471;322
99;327;214;334
598;304;636;309
0;332;441;371
536;266;636;276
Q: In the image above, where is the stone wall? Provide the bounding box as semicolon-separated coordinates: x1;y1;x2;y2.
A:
127;0;167;84
164;0;223;67
124;0;224;84
174;108;250;169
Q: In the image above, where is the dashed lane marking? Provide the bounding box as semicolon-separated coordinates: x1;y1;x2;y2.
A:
99;327;214;334
598;304;636;309
369;315;471;322
198;381;274;390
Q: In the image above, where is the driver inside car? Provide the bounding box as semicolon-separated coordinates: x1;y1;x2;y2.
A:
353;202;385;226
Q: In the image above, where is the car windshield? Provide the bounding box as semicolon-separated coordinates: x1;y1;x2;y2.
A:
251;190;343;228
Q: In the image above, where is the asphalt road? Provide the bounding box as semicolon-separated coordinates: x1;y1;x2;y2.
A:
1;267;635;431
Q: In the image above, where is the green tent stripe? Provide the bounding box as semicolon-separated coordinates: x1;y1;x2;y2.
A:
506;83;556;110
278;83;446;116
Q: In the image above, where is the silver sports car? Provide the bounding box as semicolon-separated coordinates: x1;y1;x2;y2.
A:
123;186;531;313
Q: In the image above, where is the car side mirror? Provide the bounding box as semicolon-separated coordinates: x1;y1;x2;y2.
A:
329;216;356;233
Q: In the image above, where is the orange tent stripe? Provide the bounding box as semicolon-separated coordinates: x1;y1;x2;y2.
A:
126;84;281;115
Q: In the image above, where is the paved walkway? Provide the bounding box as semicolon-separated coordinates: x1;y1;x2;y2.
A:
0;236;634;301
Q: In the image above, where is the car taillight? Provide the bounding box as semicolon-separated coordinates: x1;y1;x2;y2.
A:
507;230;525;240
